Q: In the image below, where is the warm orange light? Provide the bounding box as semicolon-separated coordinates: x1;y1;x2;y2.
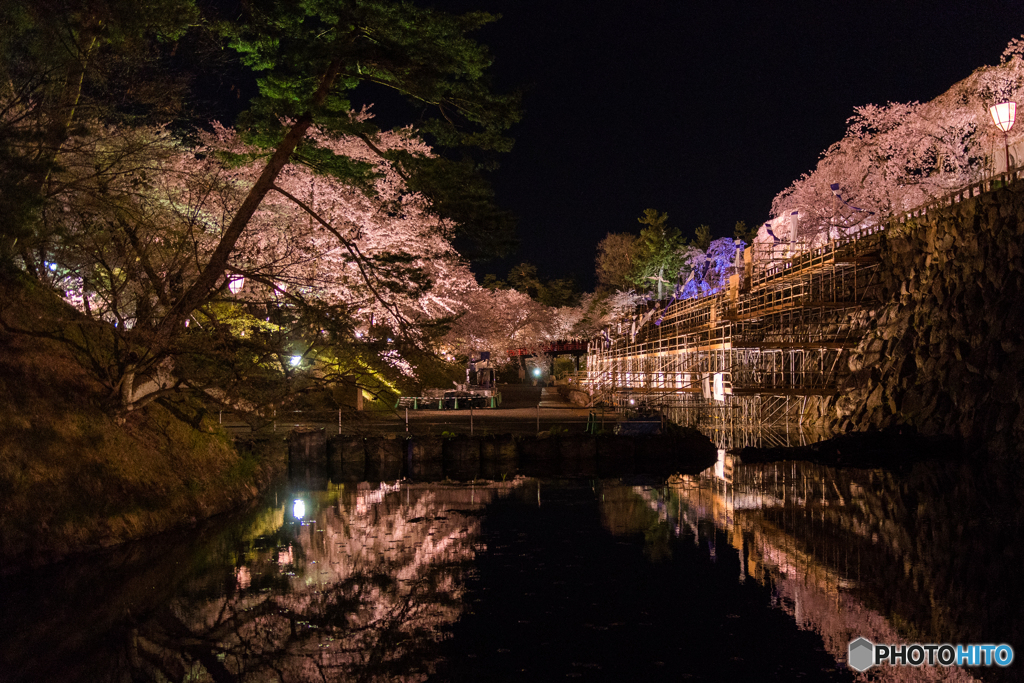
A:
990;101;1017;132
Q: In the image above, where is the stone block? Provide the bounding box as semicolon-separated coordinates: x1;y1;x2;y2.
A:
479;434;517;480
365;436;404;481
328;436;365;482
559;436;597;477
443;436;481;481
289;429;326;463
408;436;444;481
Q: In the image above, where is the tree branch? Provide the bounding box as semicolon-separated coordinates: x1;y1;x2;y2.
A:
267;183;413;333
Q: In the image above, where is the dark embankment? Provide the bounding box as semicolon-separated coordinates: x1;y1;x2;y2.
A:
0;272;283;574
737;426;961;469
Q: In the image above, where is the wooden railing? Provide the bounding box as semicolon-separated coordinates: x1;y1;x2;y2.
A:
890;167;1023;227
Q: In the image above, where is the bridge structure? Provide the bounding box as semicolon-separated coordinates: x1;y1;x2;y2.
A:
580;169;1024;446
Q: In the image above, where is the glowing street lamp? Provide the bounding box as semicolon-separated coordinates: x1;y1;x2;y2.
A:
990;101;1017;174
227;275;245;295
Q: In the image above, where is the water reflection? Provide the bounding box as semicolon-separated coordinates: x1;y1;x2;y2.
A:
1;448;1021;682
618;449;1023;681
0;479;522;683
148;481;526;682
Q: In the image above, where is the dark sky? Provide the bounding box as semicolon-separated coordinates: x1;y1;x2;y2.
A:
431;0;1024;291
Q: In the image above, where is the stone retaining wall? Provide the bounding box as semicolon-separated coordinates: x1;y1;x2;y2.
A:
289;429;717;480
833;183;1024;456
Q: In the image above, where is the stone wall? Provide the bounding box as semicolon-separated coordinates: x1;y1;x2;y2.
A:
300;430;718;481
834;183;1024;456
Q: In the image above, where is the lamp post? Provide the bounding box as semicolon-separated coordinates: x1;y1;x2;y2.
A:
990;101;1017;175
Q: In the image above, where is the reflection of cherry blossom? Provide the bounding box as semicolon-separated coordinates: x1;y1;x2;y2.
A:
124;480;524;681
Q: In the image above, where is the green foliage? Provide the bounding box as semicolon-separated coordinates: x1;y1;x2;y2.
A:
733;220;758;244
607;212;753;295
553;356;577;377
395;152;517;259
595;232;638;291
627;209;687;297
694;224;712;252
214;0;522;258
482;262;580;307
218;0;519;155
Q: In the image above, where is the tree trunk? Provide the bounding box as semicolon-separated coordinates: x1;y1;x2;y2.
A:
119;369;136;412
156;58;344;338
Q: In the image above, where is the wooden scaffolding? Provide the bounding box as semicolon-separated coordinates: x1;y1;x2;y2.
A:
583;224;887;436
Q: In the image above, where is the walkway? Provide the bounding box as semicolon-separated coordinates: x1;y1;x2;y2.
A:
219;384;605;438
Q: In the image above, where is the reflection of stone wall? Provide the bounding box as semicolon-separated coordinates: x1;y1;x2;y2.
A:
625;460;1024;682
835;185;1024;456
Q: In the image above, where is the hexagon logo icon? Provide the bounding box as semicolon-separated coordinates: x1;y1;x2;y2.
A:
848;637;875;672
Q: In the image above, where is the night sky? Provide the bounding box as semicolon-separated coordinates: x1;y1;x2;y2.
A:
429;0;1024;290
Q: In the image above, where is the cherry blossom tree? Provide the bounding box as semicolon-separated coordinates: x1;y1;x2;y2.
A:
19;117;482;414
772;38;1024;240
1;0;519;418
444;287;555;357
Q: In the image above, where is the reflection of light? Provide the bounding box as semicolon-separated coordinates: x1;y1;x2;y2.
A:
293;499;305;519
290;355;301;366
714;449;726;480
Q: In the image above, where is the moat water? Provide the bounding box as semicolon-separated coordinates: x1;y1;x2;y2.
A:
1;450;1021;682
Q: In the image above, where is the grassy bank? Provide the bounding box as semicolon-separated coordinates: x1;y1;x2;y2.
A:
0;273;284;574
